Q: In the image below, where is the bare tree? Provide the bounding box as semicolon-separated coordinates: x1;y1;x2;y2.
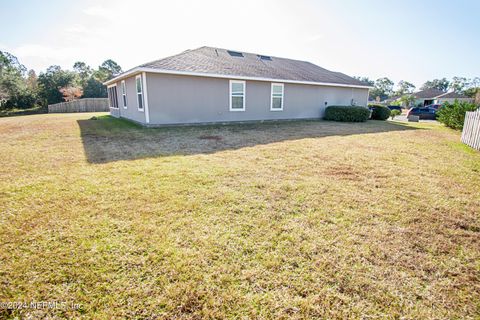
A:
59;86;83;102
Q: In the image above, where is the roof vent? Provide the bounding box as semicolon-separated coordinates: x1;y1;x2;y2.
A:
227;50;244;57
258;55;272;61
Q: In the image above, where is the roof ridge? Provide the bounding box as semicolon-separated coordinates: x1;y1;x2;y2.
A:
415;88;445;93
434;91;450;98
201;46;314;64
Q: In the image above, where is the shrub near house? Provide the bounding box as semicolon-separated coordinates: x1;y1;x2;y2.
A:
368;104;391;120
324;105;370;122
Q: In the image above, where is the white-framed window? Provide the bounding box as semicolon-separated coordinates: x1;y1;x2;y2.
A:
270;83;284;111
135;75;144;111
229;80;245;111
107;84;118;109
121;80;127;108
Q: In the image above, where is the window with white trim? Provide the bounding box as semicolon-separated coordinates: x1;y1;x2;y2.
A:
229;80;245;111
135;75;144;110
121;80;127;108
271;83;284;111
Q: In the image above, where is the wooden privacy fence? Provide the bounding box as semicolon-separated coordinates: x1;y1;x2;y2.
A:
48;98;109;113
461;109;480;150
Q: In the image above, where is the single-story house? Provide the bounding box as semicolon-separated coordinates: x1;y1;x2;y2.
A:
412;88;473;106
104;46;371;126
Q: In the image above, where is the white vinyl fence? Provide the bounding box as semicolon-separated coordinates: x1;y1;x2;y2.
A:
48;98;109;113
461;109;480;150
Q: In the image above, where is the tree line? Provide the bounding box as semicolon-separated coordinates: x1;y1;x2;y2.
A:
1;49;479;110
0;50;122;110
355;76;480;103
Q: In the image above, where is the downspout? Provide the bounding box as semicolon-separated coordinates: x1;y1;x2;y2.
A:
366;87;370;106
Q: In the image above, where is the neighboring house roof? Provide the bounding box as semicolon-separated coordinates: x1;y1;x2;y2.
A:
412;88;446;99
105;46;371;88
436;91;470;99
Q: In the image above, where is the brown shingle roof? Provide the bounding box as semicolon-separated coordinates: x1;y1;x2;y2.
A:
413;88;446;99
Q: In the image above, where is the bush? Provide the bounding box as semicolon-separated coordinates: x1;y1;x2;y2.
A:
437;100;478;130
324;105;370;122
0;105;46;117
369;104;391;120
390;109;401;119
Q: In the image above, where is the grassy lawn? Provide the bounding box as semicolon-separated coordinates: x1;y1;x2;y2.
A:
0;113;479;319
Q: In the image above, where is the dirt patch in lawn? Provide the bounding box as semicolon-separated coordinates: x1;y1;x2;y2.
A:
198;135;222;141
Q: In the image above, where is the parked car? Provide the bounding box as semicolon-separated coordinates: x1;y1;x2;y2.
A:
406;106;437;120
425;103;442;110
387;105;402;112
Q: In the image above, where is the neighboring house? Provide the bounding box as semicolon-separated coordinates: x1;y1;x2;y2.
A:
103;46;371;126
412;88;473;106
436;91;474;105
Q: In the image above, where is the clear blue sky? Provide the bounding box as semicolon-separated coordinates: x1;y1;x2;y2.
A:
1;0;479;89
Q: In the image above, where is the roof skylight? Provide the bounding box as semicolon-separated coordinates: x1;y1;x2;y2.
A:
227;50;244;57
258;55;272;61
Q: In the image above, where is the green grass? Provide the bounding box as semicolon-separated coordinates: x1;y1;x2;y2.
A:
0;113;479;319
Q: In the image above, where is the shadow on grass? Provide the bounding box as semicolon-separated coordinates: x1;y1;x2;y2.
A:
77;116;421;164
